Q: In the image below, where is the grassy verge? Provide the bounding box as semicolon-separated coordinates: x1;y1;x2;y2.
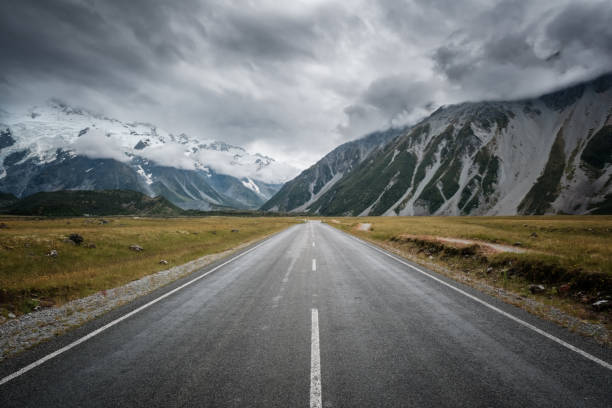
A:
325;216;611;339
0;216;299;316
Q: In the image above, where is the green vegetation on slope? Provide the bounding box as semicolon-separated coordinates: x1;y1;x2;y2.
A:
4;190;184;216
311;126;426;215
581;125;612;176
518;127;566;214
415;124;480;213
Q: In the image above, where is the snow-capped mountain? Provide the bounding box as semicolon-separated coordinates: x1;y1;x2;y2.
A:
0;100;295;209
262;73;612;215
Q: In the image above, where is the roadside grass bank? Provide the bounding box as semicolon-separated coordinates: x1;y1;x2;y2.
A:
0;216;299;318
325;216;612;344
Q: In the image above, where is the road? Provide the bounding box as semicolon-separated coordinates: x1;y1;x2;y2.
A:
1;221;610;407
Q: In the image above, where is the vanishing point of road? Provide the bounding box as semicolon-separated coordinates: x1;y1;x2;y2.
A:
1;221;611;407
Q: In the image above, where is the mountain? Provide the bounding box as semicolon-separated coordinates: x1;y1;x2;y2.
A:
262;73;612;216
260;127;404;212
4;189;184;216
0;101;296;210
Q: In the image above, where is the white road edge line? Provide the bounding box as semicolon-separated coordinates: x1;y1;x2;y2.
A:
339;228;612;371
310;308;322;408
312;258;317;272
0;238;271;386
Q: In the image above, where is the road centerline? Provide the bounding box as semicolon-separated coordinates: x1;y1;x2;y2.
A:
310;308;322;408
312;259;317;272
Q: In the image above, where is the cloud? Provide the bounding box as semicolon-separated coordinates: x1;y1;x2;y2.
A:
139;143;195;170
338;77;440;137
138;141;300;183
429;0;612;101
1;0;611;172
71;129;130;163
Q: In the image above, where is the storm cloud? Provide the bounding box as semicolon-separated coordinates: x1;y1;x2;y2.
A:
1;0;611;169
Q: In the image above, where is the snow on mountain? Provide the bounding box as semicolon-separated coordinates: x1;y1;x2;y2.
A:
263;73;612;215
0;100;295;209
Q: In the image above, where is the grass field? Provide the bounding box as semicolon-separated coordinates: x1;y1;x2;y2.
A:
326;216;612;330
0;216;299;315
328;216;612;275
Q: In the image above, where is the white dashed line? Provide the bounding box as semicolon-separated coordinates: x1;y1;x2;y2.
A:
312;259;317;272
310;308;322;408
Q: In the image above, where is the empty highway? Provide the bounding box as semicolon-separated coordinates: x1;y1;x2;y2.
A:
1;221;610;407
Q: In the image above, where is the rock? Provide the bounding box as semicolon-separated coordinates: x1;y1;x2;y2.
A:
592;300;610;311
85;243;97;249
231;229;240;233
486;267;493;274
159;260;169;265
129;244;144;252
523;224;528;227
8;312;16;319
513;242;522;247
530;232;538;238
559;284;571;294
529;284;545;294
47;249;58;258
39;299;55;308
68;233;84;245
98;219;110;224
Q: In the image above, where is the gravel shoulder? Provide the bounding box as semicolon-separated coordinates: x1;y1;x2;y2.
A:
0;237;264;361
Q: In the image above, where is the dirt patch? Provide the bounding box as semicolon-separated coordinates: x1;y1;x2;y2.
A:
397;233;527;254
357;223;372;231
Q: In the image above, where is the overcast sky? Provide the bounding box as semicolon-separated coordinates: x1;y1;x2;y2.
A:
1;0;611;169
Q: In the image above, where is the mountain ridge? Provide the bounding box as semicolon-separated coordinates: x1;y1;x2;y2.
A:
262;73;612;216
0;101;294;210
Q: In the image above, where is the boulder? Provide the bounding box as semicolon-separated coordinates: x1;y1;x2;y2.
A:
68;233;84;245
592;300;610;311
47;249;58;258
159;260;169;265
528;284;545;294
129;244;144;252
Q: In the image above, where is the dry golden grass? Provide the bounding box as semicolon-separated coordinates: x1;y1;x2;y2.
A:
0;216;299;314
326;215;612;275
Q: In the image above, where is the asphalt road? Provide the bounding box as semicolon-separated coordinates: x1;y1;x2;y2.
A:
1;221;611;407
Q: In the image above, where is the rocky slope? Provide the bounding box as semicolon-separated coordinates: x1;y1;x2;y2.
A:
260;127;404;212
0;101;292;210
263;73;612;215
